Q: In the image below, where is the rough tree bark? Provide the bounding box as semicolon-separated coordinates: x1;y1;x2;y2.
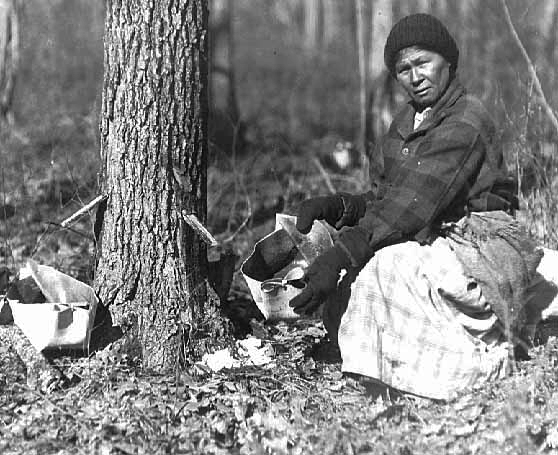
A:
0;0;18;127
94;0;231;371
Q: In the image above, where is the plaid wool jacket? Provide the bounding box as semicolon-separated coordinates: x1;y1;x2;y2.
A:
338;77;517;267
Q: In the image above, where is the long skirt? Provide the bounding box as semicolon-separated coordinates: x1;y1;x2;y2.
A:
324;237;558;400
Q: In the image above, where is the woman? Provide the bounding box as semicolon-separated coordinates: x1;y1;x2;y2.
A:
289;13;553;399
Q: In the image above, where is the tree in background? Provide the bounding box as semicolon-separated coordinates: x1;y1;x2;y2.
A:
322;0;341;46
355;0;368;160
367;0;399;163
303;0;320;53
209;0;243;156
0;0;18;127
94;0;231;371
358;0;395;153
369;0;391;82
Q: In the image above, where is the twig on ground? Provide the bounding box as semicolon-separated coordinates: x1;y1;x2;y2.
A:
13;382;76;420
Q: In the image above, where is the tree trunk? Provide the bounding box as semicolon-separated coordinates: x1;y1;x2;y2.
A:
95;0;231;371
303;0;320;53
367;0;395;145
369;0;391;81
322;0;339;47
479;6;497;102
224;0;239;126
209;0;242;155
456;0;473;65
544;1;558;94
433;0;448;18
355;0;369;163
415;0;431;14
272;0;300;31
0;0;18;127
393;0;411;17
0;325;64;389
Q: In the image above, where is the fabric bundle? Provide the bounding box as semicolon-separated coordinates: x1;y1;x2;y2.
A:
445;211;544;341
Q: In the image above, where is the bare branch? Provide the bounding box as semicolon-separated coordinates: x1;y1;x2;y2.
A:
311;157;336;194
500;0;558;137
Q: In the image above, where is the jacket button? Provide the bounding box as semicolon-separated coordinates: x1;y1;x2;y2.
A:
402;147;409;156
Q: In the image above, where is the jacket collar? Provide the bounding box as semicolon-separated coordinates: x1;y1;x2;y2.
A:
394;76;465;139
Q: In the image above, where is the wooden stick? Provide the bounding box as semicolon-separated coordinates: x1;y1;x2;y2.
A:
500;0;558;137
47;222;95;241
182;212;219;246
60;194;108;227
311;157;336;194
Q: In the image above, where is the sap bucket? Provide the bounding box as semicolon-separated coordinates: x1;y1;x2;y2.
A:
241;214;333;321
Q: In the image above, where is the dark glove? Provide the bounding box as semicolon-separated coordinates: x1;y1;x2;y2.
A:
491;180;519;211
468;178;519;214
468;193;517;213
289;245;350;315
468;185;519;213
296;193;366;234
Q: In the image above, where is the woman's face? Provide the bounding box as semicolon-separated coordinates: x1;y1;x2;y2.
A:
394;46;451;110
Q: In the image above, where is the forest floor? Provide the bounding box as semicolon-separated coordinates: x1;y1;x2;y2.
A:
2;318;558;455
2;117;558;455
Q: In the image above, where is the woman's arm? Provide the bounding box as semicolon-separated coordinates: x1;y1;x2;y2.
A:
337;121;487;267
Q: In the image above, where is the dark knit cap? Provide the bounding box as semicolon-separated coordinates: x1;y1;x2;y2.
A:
384;13;459;75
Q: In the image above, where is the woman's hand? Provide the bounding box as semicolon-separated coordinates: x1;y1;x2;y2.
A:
296;193;366;234
289;245;350;315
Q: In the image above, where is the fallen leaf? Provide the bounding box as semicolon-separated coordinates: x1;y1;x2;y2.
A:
249;319;269;339
452;422;477;437
484;430;506;444
202;348;240;372
421;422;444;436
546;426;558;449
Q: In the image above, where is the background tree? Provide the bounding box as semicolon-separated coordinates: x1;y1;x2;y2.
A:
209;0;243;157
367;0;395;145
303;0;321;53
322;0;340;47
355;0;369;160
369;0;391;82
94;0;231;371
0;0;19;127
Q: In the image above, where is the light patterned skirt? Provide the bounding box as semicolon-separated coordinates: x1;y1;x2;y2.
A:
327;237;558;400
